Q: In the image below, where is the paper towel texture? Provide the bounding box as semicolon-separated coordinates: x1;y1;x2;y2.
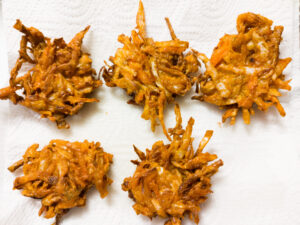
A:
0;0;299;224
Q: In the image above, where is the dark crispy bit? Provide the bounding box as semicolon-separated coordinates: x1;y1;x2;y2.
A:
0;20;101;128
193;13;291;124
8;140;113;224
102;1;199;140
122;104;223;225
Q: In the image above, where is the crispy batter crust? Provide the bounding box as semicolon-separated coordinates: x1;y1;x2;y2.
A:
0;20;101;128
193;13;291;124
102;1;199;140
8;140;113;224
122;104;223;225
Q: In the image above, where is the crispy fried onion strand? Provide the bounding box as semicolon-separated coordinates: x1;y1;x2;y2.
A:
0;20;101;129
192;13;291;124
122;104;223;225
103;1;199;140
8;140;113;225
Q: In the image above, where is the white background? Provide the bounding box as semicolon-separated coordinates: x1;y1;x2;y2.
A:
0;0;299;225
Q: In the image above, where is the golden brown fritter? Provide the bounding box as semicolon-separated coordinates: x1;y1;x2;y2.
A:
102;1;199;140
193;13;291;124
8;140;113;225
0;20;101;129
122;104;223;225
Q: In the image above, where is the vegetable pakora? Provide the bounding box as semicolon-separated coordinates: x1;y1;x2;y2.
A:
0;20;101;129
122;104;223;225
8;140;113;225
193;13;292;124
102;1;199;140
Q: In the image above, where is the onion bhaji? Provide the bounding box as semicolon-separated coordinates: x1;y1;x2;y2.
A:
122;104;223;225
8;140;113;225
102;1;199;140
0;20;101;129
192;13;292;124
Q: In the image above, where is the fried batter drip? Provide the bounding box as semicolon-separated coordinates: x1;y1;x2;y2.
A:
103;1;199;140
193;13;291;124
8;140;113;225
122;104;223;225
0;20;101;129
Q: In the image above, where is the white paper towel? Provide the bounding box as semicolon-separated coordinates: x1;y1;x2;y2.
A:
0;0;299;225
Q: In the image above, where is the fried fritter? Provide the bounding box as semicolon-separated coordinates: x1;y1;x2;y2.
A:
122;104;223;225
0;20;101;129
8;140;113;225
102;0;199;140
193;13;291;124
